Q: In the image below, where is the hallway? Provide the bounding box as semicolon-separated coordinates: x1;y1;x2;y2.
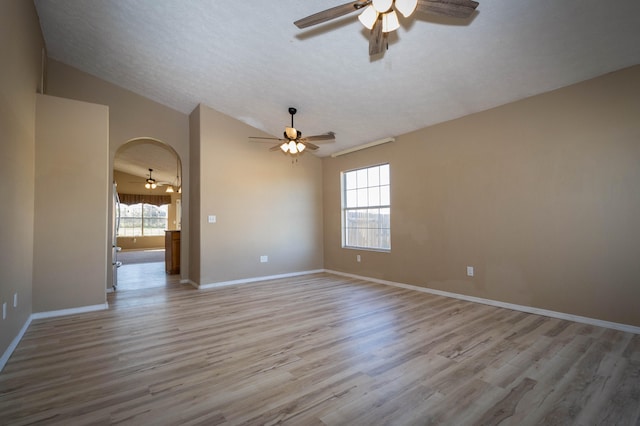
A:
116;249;180;291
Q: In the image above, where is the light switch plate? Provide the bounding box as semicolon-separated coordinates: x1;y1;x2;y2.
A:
467;266;474;277
208;215;216;223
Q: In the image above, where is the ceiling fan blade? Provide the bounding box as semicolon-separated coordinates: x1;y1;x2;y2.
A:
269;144;283;151
415;0;479;19
304;142;320;151
294;1;370;29
249;136;283;141
303;132;336;142
369;19;385;56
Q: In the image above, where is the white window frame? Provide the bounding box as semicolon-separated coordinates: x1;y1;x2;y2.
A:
341;163;391;251
118;203;169;237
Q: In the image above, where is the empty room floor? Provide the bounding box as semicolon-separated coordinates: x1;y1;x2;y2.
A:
1;273;639;425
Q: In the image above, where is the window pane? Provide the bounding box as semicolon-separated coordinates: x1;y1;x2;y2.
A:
346;189;357;208
118;203;142;237
368;167;380;186
143;204;168;236
356;169;368;188
345;171;357;190
380;164;390;185
380;185;390;205
380;208;390;228
357;188;368;207
368;187;380;206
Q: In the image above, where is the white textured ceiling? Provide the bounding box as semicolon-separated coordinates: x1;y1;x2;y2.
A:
35;0;640;160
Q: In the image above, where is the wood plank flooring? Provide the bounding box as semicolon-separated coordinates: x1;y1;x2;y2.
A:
1;272;639;425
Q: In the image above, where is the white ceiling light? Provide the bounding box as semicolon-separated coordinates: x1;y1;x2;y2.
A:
288;140;298;154
358;5;379;30
372;0;393;13
395;0;418;18
382;10;400;33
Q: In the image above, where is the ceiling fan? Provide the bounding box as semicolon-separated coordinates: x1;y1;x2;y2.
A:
144;168;159;189
249;107;335;156
138;168;181;192
294;0;479;56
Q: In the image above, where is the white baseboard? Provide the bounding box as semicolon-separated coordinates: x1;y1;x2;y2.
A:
197;269;325;290
181;279;197;288
325;269;640;335
31;303;109;320
0;315;33;372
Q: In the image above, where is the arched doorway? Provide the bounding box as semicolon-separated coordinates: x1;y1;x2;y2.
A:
112;138;182;291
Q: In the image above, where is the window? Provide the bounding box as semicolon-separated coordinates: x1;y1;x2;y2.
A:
342;163;390;251
118;203;168;237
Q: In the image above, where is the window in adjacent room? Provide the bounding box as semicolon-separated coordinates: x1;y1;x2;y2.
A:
118;203;168;237
342;163;390;251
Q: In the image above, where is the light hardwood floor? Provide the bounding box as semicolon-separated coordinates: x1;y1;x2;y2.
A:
1;273;639;425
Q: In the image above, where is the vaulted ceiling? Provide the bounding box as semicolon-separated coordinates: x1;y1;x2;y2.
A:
35;0;640;162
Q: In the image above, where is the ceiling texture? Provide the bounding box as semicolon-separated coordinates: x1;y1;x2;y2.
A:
35;0;640;165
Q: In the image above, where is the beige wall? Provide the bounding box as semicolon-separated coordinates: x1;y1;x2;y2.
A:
45;60;190;285
0;1;43;358
33;94;109;312
323;66;640;327
193;104;324;285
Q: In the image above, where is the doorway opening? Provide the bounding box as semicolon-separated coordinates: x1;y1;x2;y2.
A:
113;138;182;291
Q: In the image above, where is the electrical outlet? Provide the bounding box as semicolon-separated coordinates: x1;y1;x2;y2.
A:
260;255;268;263
467;266;474;277
356;255;361;262
13;293;17;308
208;215;216;223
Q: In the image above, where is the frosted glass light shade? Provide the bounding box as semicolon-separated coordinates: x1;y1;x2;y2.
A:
297;142;306;152
395;0;417;17
358;5;379;30
372;0;393;13
280;142;289;153
288;140;298;154
382;10;400;33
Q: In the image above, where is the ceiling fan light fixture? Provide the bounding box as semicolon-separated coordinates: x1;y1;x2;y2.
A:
372;0;393;13
280;142;289;153
285;126;298;140
395;0;417;17
358;5;379;30
297;142;306;153
382;10;400;33
288;140;298;154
